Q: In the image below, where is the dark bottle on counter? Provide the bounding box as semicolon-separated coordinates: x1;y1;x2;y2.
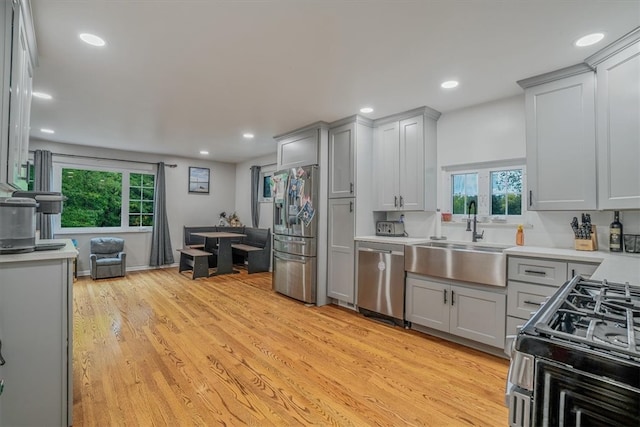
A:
609;211;623;252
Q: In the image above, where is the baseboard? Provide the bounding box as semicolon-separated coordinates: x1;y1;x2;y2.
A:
77;263;179;277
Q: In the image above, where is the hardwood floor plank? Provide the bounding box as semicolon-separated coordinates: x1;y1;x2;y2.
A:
72;268;509;426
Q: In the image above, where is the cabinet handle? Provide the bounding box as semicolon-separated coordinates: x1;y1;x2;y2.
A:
451;290;455;306
0;339;5;366
529;190;532;207
399;196;404;207
0;379;4;396
350;182;354;194
349;201;353;213
523;300;542;306
394;196;398;207
524;269;546;276
571;269;576;278
443;289;447;304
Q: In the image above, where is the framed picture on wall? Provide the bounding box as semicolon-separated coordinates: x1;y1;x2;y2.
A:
188;167;210;194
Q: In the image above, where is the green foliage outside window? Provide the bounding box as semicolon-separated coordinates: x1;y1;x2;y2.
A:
491;170;522;215
61;169;122;227
452;173;478;215
129;173;155;227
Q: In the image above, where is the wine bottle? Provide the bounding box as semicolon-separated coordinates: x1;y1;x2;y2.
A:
609;211;623;252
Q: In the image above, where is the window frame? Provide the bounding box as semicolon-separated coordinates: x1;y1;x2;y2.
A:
258;170;274;203
443;160;526;223
52;161;156;234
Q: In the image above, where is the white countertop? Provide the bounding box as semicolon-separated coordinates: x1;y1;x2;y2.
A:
505;245;639;286
0;239;78;263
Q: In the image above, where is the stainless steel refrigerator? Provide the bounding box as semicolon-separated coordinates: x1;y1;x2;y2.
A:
272;165;319;304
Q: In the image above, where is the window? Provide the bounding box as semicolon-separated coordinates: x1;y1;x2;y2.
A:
452;173;478;215
490;169;522;216
258;170;274;202
129;173;155;226
55;164;155;232
445;161;525;221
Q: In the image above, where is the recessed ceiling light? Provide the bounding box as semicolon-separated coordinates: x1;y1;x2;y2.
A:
360;107;374;114
79;33;106;47
243;133;254;139
575;33;605;47
33;91;53;100
441;80;459;89
40;128;55;134
200;150;209;155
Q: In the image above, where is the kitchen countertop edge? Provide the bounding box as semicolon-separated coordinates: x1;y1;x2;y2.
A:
0;239;78;263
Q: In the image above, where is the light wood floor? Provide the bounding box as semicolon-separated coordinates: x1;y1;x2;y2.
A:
72;268;509;426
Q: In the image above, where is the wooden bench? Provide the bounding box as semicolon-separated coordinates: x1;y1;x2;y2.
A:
231;228;271;273
177;248;212;279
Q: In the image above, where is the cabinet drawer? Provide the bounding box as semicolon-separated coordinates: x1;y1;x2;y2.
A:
507;281;557;319
508;257;567;286
567;262;598;280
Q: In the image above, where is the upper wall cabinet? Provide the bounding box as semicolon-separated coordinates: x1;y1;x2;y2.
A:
586;29;640;210
275;122;328;170
518;66;597;210
328;122;356;199
372;107;440;211
1;0;37;192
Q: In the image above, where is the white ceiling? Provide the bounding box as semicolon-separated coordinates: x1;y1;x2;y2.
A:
29;0;640;164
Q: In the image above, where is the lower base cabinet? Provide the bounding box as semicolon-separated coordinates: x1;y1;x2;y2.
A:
0;257;73;426
406;276;506;348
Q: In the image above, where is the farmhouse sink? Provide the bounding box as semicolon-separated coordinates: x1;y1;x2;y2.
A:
405;242;507;287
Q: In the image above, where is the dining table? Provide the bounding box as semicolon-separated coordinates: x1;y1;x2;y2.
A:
192;231;246;275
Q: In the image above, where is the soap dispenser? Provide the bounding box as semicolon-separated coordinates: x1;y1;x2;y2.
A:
516;225;524;246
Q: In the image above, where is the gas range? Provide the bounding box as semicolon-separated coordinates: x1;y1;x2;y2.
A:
506;276;640;427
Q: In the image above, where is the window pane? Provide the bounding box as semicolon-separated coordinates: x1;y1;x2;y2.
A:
129;186;141;200
141;215;154;226
142;187;154;201
508;194;522;215
129;200;141;213
492;195;506;215
130;173;142;186
490;169;523;216
142;174;155;188
507;170;523;193
129;215;141;227
452;173;478;215
263;176;272;198
61;168;122;227
142;201;154;214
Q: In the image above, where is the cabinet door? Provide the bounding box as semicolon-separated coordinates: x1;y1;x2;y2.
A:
327;198;355;303
405;277;449;332
507;280;556;319
276;128;318;170
449;285;506;348
525;73;596;210
328;122;355;199
596;40;640;210
374;122;400;210
508;257;567;287
398;115;424;210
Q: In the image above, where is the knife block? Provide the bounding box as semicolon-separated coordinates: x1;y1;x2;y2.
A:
574;225;598;251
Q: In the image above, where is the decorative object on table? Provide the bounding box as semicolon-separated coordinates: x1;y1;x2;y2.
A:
218;211;228;226
228;212;242;227
609;210;623;252
571;213;597;251
188;167;210;194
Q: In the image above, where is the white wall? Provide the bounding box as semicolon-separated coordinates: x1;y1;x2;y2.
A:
387;95;640;249
234;153;276;229
29;139;237;273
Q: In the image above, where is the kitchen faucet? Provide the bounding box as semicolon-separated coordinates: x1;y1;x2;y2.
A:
466;200;484;242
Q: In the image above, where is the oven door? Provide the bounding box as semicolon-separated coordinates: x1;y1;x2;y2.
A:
534;359;640;426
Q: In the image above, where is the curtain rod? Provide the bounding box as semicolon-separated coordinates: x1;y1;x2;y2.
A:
30;150;178;168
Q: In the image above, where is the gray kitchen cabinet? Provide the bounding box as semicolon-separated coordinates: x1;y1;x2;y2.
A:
373;107;439;211
0;250;74;426
406;275;506;348
519;67;597;210
328;122;355;199
327;198;355;303
275;122;327;170
0;0;36;191
588;30;640;210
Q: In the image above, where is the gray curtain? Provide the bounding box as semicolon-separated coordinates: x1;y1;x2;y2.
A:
250;165;261;228
149;162;174;266
34;149;53;239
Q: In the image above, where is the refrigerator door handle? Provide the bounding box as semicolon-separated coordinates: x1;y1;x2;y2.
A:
274;253;307;264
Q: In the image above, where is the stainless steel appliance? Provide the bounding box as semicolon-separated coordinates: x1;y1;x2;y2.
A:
272;165;319;304
357;242;405;324
506;276;640;427
0;197;37;253
375;220;405;237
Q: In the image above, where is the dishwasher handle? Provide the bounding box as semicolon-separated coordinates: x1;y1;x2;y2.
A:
358;248;404;256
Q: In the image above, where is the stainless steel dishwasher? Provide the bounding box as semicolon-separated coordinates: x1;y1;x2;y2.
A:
356;241;405;324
